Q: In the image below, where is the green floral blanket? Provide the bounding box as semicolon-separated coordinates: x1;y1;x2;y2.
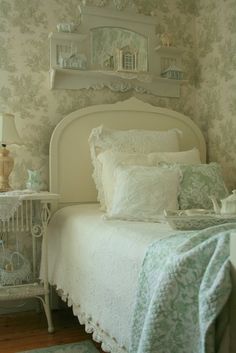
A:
130;224;236;353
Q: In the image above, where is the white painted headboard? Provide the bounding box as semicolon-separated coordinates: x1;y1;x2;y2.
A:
49;97;206;206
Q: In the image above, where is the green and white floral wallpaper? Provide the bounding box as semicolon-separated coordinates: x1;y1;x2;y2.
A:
0;0;235;190
195;0;236;190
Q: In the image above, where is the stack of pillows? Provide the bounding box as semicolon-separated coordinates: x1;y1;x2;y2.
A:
89;126;228;222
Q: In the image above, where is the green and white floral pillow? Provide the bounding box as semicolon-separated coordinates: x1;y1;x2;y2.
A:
162;162;229;210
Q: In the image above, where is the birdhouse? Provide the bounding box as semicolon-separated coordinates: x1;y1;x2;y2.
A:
116;46;138;72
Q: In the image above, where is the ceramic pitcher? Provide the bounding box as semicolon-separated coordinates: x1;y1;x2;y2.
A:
26;169;42;192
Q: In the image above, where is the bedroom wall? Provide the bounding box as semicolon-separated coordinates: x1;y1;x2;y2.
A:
1;0;235;191
0;0;197;190
195;0;236;190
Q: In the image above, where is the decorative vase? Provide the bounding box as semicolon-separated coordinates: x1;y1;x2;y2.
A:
26;169;42;192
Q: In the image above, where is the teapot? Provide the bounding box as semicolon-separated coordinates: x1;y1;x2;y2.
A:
209;190;236;215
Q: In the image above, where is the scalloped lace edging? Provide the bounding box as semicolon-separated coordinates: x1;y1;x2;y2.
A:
54;284;128;353
0;197;22;221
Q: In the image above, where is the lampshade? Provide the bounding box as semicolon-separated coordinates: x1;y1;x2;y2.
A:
0;113;22;145
0;113;21;192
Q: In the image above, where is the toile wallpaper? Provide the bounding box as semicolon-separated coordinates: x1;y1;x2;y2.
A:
0;0;235;191
195;0;236;190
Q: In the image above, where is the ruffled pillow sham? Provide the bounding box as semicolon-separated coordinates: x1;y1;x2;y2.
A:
98;148;201;211
105;165;181;222
88;126;182;209
161;162;228;210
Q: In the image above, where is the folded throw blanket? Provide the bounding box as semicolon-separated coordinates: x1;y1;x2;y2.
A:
130;223;236;353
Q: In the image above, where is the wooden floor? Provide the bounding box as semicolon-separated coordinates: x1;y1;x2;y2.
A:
0;309;103;353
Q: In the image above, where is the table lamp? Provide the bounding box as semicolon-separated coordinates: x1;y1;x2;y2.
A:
0;113;22;192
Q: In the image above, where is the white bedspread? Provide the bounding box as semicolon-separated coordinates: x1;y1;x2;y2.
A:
41;204;175;352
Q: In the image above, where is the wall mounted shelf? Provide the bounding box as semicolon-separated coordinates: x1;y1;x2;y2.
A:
49;67;186;96
48;6;186;97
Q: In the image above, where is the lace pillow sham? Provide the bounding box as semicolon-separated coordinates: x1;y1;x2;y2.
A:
162;162;229;210
106;165;181;222
98;150;151;211
88;126;181;209
89;125;181;155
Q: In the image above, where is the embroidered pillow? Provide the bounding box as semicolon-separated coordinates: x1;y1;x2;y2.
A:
89;126;181;209
98;150;151;211
162;162;228;210
106;165;181;222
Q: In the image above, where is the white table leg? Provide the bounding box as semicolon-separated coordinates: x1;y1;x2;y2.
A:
32;201;54;333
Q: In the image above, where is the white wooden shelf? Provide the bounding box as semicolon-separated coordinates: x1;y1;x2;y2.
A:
49;68;187;97
48;6;186;97
0;283;46;301
155;45;184;55
48;32;87;41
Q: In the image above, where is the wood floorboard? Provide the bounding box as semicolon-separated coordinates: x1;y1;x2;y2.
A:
0;309;103;353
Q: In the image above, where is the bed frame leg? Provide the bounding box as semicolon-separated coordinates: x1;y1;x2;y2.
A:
36;294;54;333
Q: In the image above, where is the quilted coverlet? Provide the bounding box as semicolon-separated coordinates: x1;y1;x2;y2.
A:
130;223;236;353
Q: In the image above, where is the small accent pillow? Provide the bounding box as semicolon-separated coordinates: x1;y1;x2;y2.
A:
98;150;152;210
89;126;181;209
162;162;228;210
149;148;201;165
106;165;181;222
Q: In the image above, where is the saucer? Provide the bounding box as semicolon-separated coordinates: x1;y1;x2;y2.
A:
184;209;210;216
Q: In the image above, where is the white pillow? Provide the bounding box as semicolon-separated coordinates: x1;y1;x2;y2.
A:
106;165;181;222
98;150;151;210
89;126;181;154
98;148;201;210
89;126;181;208
149;148;201;165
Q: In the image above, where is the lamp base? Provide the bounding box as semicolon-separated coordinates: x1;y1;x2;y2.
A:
0;146;14;192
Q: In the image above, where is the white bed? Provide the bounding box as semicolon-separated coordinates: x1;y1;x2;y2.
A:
46;203;175;352
45;98;236;353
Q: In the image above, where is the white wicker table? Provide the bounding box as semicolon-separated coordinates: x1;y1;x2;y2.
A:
0;191;59;333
